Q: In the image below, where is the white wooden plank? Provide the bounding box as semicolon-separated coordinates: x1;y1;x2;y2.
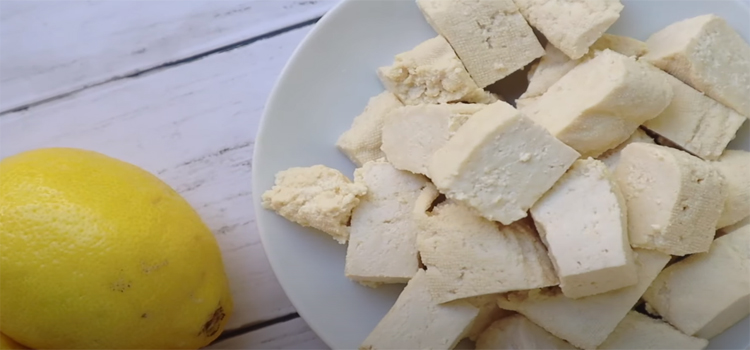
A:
0;0;338;113
0;25;312;331
208;318;329;350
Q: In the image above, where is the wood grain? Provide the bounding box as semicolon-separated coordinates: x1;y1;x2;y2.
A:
0;0;337;113
208;318;328;349
0;25;313;332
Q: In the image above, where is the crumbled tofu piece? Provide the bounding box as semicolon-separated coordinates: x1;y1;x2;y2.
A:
429;101;580;224
262;165;367;244
513;0;623;59
590;34;649;57
345;161;428;285
643;70;745;160
498;249;670;349
614;143;726;255
360;269;480;350
531;159;637;299
476;314;577;350
598;311;709;350
380;104;484;176
416;0;544;87
465;295;513;341
417;200;558;303
336;92;404;166
597;128;655;172
713;150;750;228
377;36;487;106
643;14;750;118
642;226;750;339
519;50;673;158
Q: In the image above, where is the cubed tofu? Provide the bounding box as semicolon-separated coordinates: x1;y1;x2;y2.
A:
643;226;750;339
643;70;745;160
345;161;428;285
429;101;579;225
597;128;655;172
380;104;484;176
416;0;544;87
530;159;637;299
513;0;623;59
476;314;577;350
497;249;671;350
465;295;514;341
377;36;488;106
713;150;750;228
598;311;709;350
518;50;673;158
336;92;404;166
416;200;558;303
360;269;480;350
262;165;367;244
615;143;726;255
643;14;750;118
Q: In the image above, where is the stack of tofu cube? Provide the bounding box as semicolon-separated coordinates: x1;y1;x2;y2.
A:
262;0;750;349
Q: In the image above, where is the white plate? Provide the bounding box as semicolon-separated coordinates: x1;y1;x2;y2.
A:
252;1;750;348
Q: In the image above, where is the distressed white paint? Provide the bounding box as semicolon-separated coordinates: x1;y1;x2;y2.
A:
208;318;328;349
0;0;338;113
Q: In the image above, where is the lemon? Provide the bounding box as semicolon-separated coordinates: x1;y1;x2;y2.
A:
0;333;26;350
0;148;233;349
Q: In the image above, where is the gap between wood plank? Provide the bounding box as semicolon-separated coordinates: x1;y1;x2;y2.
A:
213;312;301;345
0;16;322;116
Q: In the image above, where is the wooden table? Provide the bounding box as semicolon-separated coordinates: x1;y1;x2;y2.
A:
0;1;340;348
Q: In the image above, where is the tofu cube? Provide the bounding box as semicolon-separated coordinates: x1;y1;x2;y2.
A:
597;311;709;350
380;104;484;176
497;249;671;350
377;36;489;106
513;0;623;60
359;269;480;350
642;225;750;339
531;158;637;299
429;101;580;225
464;295;513;341
643;14;750;118
713;150;750;228
336;92;404;166
476;314;577;350
615;143;726;255
262;165;367;244
643;70;745;160
345;160;428;285
417;200;558;303
519;50;673;158
597;128;655;172
416;0;544;87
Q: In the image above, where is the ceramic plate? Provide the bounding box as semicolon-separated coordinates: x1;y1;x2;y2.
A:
253;1;750;348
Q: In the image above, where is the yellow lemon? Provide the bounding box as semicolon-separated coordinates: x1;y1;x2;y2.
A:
0;148;233;349
0;333;27;350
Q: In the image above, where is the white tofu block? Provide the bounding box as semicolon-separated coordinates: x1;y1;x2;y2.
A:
476;314;577;350
380;104;484;176
262;165;367;244
531;158;637;299
497;249;671;350
345;161;428;285
429;101;579;225
643;14;750;118
713;150;750;228
643;226;750;339
643;70;745;160
598;311;709;350
615;143;726;255
597;128;655;172
417;200;558;303
513;0;623;60
336;92;404;166
519;50;673;158
416;0;544;87
464;295;513;341
360;269;480;350
377;36;489;106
